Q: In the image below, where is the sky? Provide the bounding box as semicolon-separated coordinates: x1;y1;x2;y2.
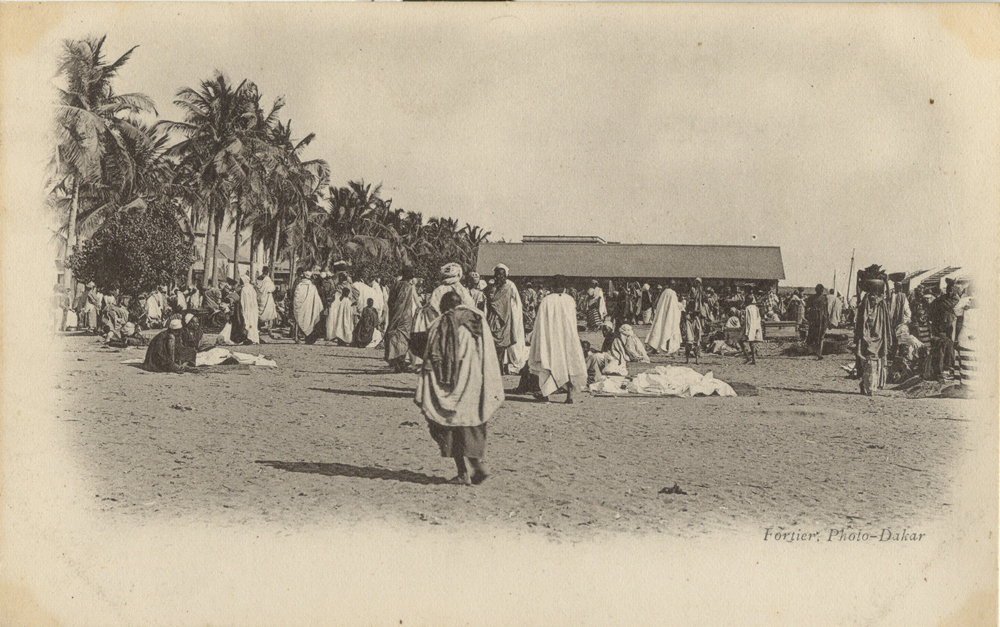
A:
6;3;999;288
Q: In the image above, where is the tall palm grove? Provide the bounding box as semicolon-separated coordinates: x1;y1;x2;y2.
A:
49;35;491;293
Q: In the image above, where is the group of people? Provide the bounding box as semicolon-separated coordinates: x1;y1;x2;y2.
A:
851;274;976;396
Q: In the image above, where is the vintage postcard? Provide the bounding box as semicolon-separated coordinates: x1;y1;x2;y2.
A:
0;3;997;625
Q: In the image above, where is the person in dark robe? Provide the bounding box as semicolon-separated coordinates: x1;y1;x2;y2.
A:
924;279;960;380
854;279;893;395
177;312;203;366
683;278;708;364
521;281;538;336
384;267;420;372
143;319;190;372
805;284;830;359
353;298;379;348
415;291;503;485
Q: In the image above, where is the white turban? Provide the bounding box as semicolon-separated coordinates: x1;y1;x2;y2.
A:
184;313;195;325
168;319;183;330
494;263;510;275
441;263;463;284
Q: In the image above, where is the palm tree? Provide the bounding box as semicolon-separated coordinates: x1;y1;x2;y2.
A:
160;73;277;285
50;35;157;286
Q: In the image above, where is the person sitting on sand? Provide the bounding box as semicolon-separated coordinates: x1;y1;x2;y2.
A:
602;324;651;377
527;275;588;404
143;318;191;373
415;291;503;486
582;340;608;385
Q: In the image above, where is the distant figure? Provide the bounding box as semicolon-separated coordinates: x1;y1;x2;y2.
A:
293;270;325;344
384;267;419;371
203;282;223;313
143;318;190;373
327;287;356;346
640;284;654;324
484;263;525;374
740;294;763;365
682;278;708;364
827;288;842;328
257;266;277;333
528;275;588;404
466;271;486;311
855;279;893;395
353;298;380;348
645;281;682;355
787;289;805;325
585;280;607;330
229;272;260;345
601;324;651;376
430;263;475;315
805;284;830;359
415;291;503;486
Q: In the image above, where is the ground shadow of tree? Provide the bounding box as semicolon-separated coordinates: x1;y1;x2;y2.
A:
255;460;448;485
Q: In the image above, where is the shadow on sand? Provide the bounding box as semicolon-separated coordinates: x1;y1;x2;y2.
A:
307;387;412;398
255;460;448;485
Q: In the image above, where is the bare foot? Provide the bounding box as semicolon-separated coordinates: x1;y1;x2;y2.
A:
447;474;471;486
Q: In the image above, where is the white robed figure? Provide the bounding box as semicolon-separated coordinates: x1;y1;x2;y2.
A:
325;288;355;344
257;270;277;324
293;272;324;338
645;285;683;354
528;284;588;403
239;273;260;344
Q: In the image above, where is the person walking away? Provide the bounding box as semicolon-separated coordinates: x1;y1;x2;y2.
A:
293;270;325;344
430;263;475;314
353;298;380;348
740;294;763;365
257;267;278;335
855;279;893;395
527;276;588;403
645;280;683;355
805;284;830;359
384;267;419;372
415;292;503;486
326;287;355;345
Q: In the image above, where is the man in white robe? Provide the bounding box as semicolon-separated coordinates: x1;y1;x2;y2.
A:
293;270;325;343
645;282;682;354
237;272;260;344
430;263;475;314
257;266;278;332
528;276;588;403
326;287;355;344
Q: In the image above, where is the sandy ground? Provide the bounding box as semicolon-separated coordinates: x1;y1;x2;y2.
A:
53;324;969;539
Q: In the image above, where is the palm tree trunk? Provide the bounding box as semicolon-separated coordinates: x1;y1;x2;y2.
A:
232;198;242;280
210;209;223;284
272;221;281;273
63;177;80;287
202;211;217;287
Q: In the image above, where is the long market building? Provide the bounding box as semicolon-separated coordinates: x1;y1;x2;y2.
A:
475;236;785;290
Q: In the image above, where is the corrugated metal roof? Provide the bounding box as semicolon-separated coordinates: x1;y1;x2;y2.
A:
476;243;785;280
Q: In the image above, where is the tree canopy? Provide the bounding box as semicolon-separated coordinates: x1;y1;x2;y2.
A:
67;199;195;296
50;35;491;290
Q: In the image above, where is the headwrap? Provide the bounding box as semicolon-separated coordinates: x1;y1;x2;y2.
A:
441;262;463;285
494;263;510;275
168;319;183;330
619;324;634;337
184;313;195;325
642;284;650;290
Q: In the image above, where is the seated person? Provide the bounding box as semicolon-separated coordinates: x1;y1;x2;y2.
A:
177;312;204;365
142;318;193;372
582;340;609;385
603;324;650;376
107;321;148;348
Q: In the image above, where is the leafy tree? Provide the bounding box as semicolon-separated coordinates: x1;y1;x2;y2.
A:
50;35;158;286
67;199;195;297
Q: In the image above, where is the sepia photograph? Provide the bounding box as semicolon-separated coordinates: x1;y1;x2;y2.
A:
0;3;997;625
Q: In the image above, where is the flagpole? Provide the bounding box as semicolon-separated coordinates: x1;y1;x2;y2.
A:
846;249;856;301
